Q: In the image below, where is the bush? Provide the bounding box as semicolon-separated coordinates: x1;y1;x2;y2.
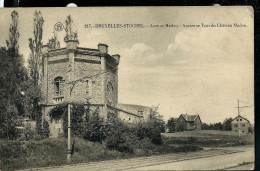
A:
187;137;198;143
23;124;36;141
83;108;106;143
104;119;134;153
176;124;185;132
0;140;26;170
42;119;50;138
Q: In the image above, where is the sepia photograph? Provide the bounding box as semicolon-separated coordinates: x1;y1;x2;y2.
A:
0;7;254;170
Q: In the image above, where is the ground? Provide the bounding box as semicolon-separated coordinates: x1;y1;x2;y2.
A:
17;146;254;171
0;130;254;170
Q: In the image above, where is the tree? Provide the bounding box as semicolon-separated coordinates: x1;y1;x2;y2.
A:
166;117;177;133
201;123;210;130
149;105;166;133
176;124;185;132
27;10;44;135
223;117;233;131
28;10;44;85
0;11;27;139
6;11;20;53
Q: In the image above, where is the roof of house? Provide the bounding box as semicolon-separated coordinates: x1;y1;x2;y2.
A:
231;115;250;123
116;103;151;116
178;114;200;122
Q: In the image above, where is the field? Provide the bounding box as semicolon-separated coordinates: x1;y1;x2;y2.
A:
162;130;248;137
162;130;254;147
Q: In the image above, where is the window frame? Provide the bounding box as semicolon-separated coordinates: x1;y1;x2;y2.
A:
54;77;64;97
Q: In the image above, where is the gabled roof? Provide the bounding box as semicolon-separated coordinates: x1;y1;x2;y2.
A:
178;114;200;122
231;115;250;123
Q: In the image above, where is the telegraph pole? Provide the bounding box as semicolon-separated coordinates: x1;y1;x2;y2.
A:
66;68;117;162
67;102;71;162
235;99;251;138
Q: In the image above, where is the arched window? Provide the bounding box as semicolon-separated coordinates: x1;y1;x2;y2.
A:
54;77;64;96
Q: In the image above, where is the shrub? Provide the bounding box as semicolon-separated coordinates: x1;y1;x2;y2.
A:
187;137;198;143
23;124;36;141
104;119;133;153
0;140;26;170
132;120;163;145
176;124;185;132
42;119;50;138
83;108;106;142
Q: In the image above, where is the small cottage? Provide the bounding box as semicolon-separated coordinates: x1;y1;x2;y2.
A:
176;114;202;131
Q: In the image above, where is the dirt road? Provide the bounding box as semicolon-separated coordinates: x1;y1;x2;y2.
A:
20;146;254;171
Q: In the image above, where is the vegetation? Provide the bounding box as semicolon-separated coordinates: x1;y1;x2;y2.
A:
28;10;44;86
163;136;252;148
162;130;254;147
200;117;233;131
0;137;202;171
0;11;27;139
48;103;166;151
166;117;177;133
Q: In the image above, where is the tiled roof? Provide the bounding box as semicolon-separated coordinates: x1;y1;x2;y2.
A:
180;114;199;122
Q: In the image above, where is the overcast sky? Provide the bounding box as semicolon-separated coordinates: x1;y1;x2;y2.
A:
0;7;254;123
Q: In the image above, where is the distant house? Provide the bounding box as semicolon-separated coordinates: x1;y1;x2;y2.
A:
176;114;202;131
231;115;251;134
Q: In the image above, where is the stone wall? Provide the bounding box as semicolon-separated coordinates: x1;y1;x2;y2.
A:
47;55;70;104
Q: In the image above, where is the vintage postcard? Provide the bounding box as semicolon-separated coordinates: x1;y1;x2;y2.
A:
0;7;254;170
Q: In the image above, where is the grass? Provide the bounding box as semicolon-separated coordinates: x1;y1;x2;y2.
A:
0;137;202;171
1;130;252;170
162;130;254;147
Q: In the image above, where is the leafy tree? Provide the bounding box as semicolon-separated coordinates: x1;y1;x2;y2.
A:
166;117;177;133
201;123;210;130
223;117;233;131
0;11;27;139
176;124;185;132
28;10;44;85
214;122;223;130
83;107;106;142
6;11;20;53
27;10;44;135
149;105;165;133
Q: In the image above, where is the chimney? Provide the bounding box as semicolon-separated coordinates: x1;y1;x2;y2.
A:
98;43;108;53
112;54;120;64
65;39;79;50
42;45;51;54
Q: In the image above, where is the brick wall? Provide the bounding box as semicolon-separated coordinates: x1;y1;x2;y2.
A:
47;55;70;104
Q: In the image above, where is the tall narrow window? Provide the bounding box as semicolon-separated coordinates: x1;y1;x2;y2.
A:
85;79;92;98
107;82;114;103
54;77;64;96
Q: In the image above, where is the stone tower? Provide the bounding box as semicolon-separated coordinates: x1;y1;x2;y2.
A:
41;16;120;137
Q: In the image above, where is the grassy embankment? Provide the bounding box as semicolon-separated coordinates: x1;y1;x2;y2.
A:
0;137;201;171
1;130;253;170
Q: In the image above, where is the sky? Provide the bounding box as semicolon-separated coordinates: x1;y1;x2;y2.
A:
0;7;254;123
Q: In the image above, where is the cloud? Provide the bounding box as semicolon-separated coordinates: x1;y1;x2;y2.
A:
79;30;110;49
